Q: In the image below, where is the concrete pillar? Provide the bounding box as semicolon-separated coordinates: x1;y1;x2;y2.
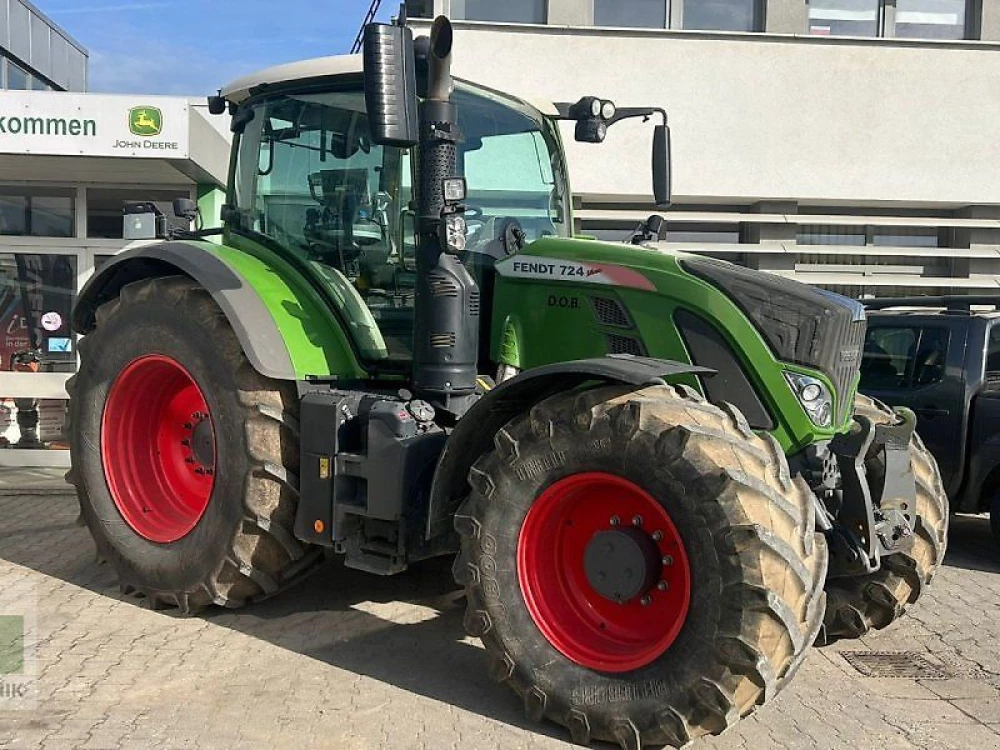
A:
744;200;796;271
980;0;1000;40
764;0;809;34
546;0;593;26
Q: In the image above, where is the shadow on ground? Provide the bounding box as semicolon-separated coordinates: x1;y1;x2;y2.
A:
0;493;570;743
942;514;1000;574
5;493;1000;747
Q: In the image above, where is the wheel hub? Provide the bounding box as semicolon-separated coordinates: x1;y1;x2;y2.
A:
188;417;215;470
101;354;216;544
584;528;661;603
517;472;692;673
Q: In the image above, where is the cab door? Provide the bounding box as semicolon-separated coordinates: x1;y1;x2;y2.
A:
860;319;967;497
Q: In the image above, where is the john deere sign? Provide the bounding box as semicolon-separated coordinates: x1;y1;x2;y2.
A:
129;106;162;137
0;92;189;159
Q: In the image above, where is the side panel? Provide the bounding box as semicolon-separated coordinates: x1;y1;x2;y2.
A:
490;238;842;453
73;240;365;381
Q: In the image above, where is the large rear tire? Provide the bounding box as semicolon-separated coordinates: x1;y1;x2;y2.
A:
821;394;949;642
454;384;827;748
68;276;323;612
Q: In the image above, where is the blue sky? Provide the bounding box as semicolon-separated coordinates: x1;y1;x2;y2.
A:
39;1;395;95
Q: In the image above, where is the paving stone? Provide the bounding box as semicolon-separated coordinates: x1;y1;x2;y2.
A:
1;488;1000;748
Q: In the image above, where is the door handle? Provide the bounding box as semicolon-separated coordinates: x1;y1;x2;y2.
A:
915;407;949;417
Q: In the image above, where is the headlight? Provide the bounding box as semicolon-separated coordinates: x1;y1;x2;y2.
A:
785;372;833;428
442;213;467;254
601;100;616;120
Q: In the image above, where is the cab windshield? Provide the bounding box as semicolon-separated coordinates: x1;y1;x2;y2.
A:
233;82;568;362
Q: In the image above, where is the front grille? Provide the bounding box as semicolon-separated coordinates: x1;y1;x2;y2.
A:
606;334;645;356
681;256;867;425
832;319;866;424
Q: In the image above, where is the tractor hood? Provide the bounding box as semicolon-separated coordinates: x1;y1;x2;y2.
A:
492;236;867;437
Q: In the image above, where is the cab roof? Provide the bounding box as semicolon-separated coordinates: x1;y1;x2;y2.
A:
220;53;558;116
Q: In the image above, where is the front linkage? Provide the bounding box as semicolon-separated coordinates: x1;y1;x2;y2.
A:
826;406;917;578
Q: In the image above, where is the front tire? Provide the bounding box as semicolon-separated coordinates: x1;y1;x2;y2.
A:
821;394;949;642
454;385;827;748
68;276;322;612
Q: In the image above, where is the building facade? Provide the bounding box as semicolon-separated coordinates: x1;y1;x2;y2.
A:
408;0;1000;298
0;0;88;91
0;92;230;466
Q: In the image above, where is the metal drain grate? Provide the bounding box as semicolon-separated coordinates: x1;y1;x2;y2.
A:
840;651;951;680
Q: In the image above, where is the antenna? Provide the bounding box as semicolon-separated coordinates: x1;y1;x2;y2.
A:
351;0;385;54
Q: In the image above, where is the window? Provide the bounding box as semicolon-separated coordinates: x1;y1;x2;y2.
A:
860;326;949;390
592;0;763;30
809;0;880;36
798;225;942;247
683;0;760;31
234;85;569;362
7;61;28;91
0;189;74;238
809;0;970;38
595;0;667;28
987;325;1000;374
895;0;966;39
797;225;867;246
453;0;546;23
30;76;48;91
86;189;188;239
0;253;77;370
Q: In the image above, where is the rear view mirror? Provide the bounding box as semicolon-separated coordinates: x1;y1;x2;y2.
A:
653;124;671;207
363;23;419;148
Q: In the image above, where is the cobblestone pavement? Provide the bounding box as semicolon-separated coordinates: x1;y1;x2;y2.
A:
1;489;1000;750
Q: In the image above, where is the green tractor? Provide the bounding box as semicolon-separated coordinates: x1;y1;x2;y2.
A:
68;16;948;748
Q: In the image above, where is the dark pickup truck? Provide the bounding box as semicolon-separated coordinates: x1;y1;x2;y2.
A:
859;296;1000;543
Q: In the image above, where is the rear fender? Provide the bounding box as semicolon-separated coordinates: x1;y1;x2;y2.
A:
425;356;713;540
73;241;364;381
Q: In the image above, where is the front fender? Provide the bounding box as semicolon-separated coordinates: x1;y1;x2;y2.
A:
73;241;364;381
425;356;713;540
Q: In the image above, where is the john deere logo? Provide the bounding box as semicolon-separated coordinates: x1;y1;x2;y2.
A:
129;106;162;137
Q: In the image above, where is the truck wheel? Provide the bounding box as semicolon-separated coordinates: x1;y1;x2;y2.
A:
821;394;949;642
454;384;827;748
68;276;322;612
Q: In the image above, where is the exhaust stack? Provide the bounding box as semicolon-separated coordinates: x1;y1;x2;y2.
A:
411;16;480;417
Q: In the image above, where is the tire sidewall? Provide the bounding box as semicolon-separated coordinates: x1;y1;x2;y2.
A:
469;408;730;724
73;293;251;593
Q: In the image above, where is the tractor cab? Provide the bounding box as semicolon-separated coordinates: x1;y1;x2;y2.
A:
219;56;573;364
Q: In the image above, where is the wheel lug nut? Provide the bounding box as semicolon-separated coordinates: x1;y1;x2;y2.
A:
183;423;193;430
185;458;195;464
652;530;663;542
640;595;652;607
632;515;643;527
181;439;190;447
662;555;674;566
657;581;668;591
195;468;205;475
609;516;620;527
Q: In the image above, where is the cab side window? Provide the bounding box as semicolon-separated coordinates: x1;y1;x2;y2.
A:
987;325;1000;375
861;326;949;390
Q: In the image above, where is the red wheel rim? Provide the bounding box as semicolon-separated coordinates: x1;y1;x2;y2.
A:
517;473;691;673
101;355;216;543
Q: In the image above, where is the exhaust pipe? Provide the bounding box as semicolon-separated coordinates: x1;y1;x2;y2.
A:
412;17;480;417
425;17;454;103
